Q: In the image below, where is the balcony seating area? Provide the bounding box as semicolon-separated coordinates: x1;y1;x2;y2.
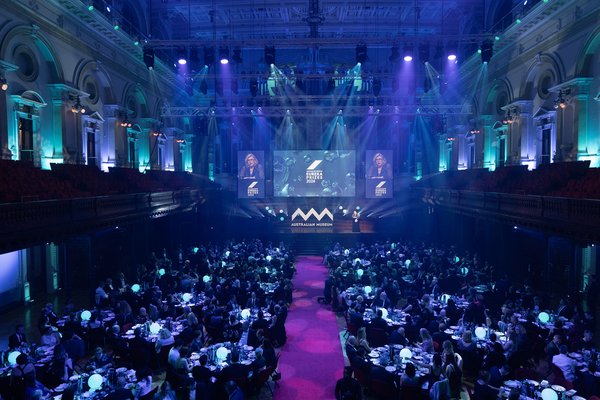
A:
0;160;215;204
415;161;600;199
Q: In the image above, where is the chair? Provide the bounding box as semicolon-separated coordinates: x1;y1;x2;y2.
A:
252;366;274;396
272;352;282;387
514;367;543;381
367;327;389;348
351;365;369;388
400;385;424;400
550;364;574;390
139;387;158;400
370;378;398;399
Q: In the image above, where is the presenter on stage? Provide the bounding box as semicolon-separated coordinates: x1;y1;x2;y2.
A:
238;153;265;179
352;210;361;232
367;152;392;179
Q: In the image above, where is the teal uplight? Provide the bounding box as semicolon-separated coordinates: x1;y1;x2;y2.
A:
131;284;141;293
538;312;550;323
516;18;522;24
495;36;500;41
193;247;199;254
88;5;94;11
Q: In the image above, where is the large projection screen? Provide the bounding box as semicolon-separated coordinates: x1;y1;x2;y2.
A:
273;150;355;197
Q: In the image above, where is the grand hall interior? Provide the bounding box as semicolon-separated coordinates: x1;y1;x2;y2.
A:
1;0;600;399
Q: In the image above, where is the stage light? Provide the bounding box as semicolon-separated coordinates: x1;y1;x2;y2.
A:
339;205;344;210
264;46;276;65
516;18;522;24
113;20;120;30
131;284;141;293
219;46;229;64
1;78;8;91
86;1;94;11
143;47;155;70
204;46;215;66
356;44;367;64
447;54;457;61
158;268;165;276
480;39;494;64
403;44;414;62
177;48;188;65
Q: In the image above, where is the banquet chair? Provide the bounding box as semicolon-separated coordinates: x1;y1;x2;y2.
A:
252;366;275;396
271;352;282;387
367;327;389;348
138;387;158;400
369;378;398;399
400;384;425;400
351;365;369;388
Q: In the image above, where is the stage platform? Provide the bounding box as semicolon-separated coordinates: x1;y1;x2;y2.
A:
276;231;382;255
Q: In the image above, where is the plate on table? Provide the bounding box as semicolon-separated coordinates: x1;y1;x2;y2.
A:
241;360;252;365
524;380;539;387
208;365;217;371
69;375;80;382
449;326;459;330
413;355;423;360
504;380;520;389
372;359;380;365
551;385;565;392
243;345;254;351
190;353;200;360
54;383;69;392
572;396;586;400
368;351;380;358
385;366;396;372
444;329;454;334
116;367;127;373
568;352;583;359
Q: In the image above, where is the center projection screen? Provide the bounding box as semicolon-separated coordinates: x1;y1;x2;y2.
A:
273;150;355;197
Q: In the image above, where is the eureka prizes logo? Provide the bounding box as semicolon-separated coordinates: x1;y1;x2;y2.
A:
375;180;387;197
305;160;323;183
247;181;259;197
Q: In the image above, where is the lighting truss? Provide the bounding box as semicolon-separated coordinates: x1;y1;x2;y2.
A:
161;103;470;118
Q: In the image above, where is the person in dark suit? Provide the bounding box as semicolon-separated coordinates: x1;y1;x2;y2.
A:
374;292;392;309
8;324;27;349
105;376;134;400
220;349;249;382
129;327;152;370
389;327;408;346
251;311;269;331
246;292;260;309
192;354;213;383
370;309;389;331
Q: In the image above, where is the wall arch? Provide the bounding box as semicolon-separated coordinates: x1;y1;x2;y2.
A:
0;24;64;83
520;53;564;100
483;79;513;116
73;60;116;108
576;26;600;77
122;84;149;119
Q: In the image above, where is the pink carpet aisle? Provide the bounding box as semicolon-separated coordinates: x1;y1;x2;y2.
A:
274;256;345;400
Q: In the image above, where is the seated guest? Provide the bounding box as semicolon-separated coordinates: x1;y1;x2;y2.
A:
546;334;562;367
473;370;498;400
40;327;60;347
356;327;371;354
47;344;73;387
9;324;27;349
155;328;175;352
106;376;134;400
347;306;365;328
430;364;468;400
250;348;267;372
457;331;477;353
130;327;152;370
168;340;183;370
389;327;408;346
224;380;244;400
552;344;577;382
135;307;149;324
246;292;260;309
575;361;599;399
432;323;451;346
370;364;398;391
134;368;153;398
261;339;277;369
489;364;512;388
370;309;388;331
86;347;113;371
419;328;434;353
220;349;249;382
251;311;269;331
156;381;177;400
345;336;361;360
374;291;392;309
192;354;213;383
400;362;420;387
223;314;242;342
335;366;362;400
95;281;109;306
483;342;506;370
575;330;595;351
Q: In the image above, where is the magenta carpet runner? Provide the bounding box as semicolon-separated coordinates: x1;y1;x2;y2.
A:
274;255;345;400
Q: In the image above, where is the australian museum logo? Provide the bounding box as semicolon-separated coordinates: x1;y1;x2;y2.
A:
290;207;334;227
